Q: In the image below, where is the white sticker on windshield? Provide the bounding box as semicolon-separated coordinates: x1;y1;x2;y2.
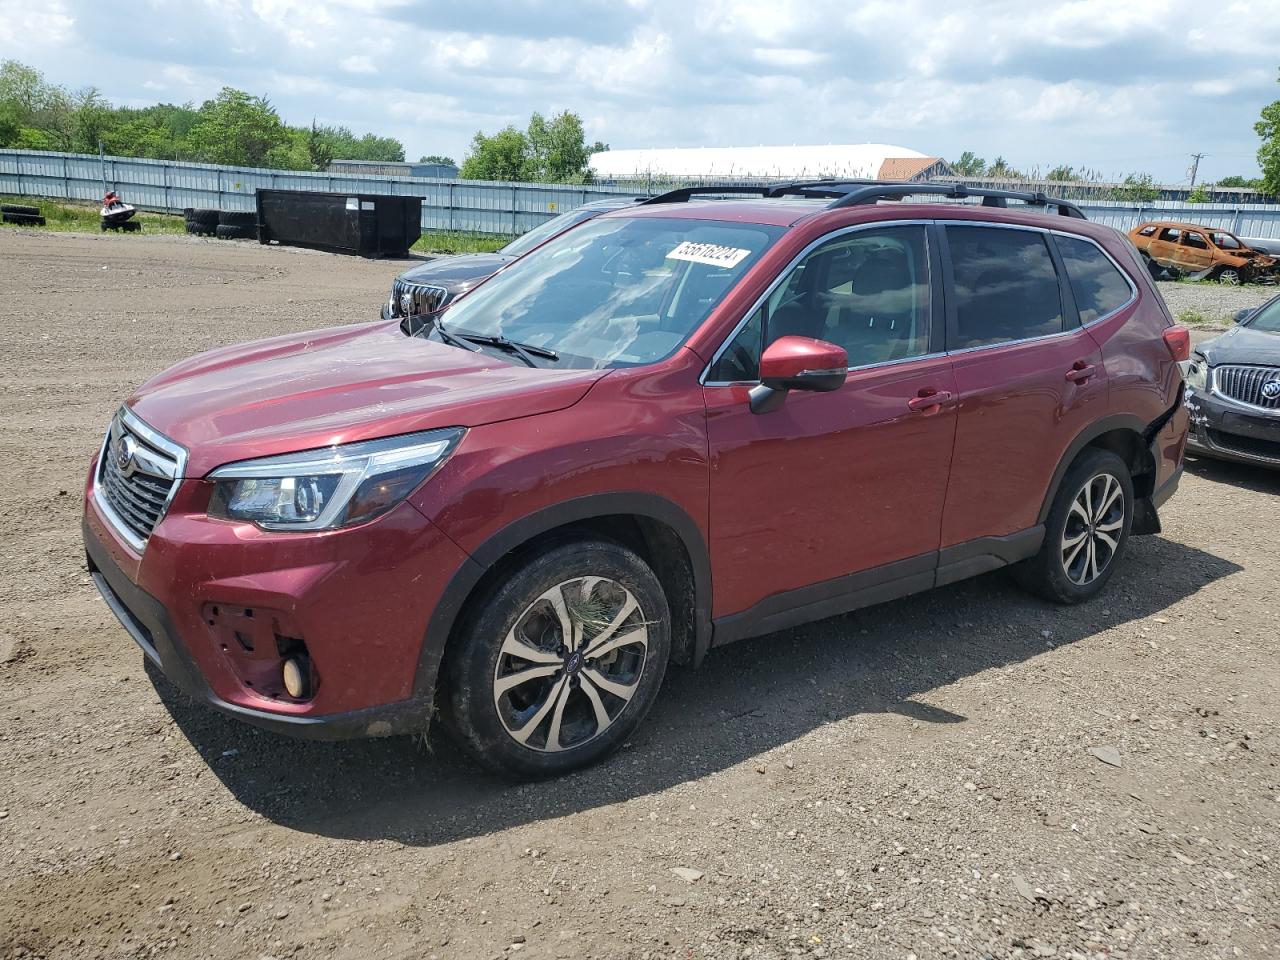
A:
666;241;752;268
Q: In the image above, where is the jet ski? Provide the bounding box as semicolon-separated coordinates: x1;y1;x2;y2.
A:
100;191;138;230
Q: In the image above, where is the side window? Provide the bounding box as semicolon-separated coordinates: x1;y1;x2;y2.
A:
944;226;1064;348
708;226;932;380
1184;231;1208;250
1157;227;1181;242
1055;235;1134;324
1137;225;1157;237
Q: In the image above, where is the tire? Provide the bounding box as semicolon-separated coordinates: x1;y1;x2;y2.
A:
1;203;39;216
443;539;671;779
1215;267;1243;286
214;223;255;240
1014;448;1133;604
187;208;219;230
218;210;256;228
2;212;45;225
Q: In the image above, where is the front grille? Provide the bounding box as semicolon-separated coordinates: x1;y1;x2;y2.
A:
1213;364;1280;411
96;412;183;548
391;278;450;317
1207;429;1280;462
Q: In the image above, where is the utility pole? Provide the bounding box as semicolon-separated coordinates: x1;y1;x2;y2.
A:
1188;152;1205;189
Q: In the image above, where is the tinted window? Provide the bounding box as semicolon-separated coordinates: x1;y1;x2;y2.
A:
440;216;783;369
708;226;932;381
500;207;600;258
1247;297;1280;333
1158;227;1181;242
945;227;1064;348
1184;231;1208;250
1056;236;1133;323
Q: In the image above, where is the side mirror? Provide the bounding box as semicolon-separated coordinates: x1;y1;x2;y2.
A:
1232;307;1252;324
749;336;848;414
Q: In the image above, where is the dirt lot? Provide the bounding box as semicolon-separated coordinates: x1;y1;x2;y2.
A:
1;230;1278;960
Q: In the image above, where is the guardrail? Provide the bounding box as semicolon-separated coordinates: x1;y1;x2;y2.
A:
3;148;1280;240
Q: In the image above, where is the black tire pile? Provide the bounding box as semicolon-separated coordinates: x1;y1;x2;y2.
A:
186;208;256;240
2;203;46;227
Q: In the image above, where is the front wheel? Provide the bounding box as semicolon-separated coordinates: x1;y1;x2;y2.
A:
1015;448;1133;604
1216;267;1243;285
443;540;671;779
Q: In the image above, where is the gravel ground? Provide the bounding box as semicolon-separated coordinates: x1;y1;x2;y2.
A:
2;231;1279;960
1155;280;1275;329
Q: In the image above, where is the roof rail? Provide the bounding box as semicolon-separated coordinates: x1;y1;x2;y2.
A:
640;179;1087;219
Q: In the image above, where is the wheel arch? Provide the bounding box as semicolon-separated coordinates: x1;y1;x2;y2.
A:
412;493;712;708
1037;416;1156;526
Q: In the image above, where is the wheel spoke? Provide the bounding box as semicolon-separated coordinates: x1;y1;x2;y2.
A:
584;594;639;655
1097;518;1123;533
1095;529;1119;551
1063;536;1088;571
544;678;574;752
1086;537;1099;582
509;676;568;746
578;673;613;736
587;624;647;662
499;630;561;665
581;666;639;702
543;583;578;651
1062;529;1088;549
1069;498;1090;524
493;662;560;700
1081;481;1094;520
1095;477;1121;522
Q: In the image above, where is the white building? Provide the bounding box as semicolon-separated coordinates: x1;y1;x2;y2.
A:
588;144;951;182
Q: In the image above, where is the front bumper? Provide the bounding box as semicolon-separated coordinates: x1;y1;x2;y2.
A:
1185;386;1280;469
83;464;473;739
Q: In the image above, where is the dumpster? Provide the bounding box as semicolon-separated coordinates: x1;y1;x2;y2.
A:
255;190;422;257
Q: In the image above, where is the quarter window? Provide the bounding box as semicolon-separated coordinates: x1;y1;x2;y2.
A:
1157;227;1181;242
1056;236;1133;324
708;226;932;381
944;226;1064;348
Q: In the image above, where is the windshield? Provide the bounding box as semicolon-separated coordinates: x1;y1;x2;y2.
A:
500;207;603;258
439;216;785;369
1248;297;1280;333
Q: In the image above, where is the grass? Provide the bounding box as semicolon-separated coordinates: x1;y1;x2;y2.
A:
411;231;510;255
1177;308;1228;328
0;195;187;235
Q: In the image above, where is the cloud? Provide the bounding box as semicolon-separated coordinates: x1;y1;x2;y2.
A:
6;0;1277;181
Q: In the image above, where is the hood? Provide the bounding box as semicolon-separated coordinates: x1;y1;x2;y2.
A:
128;321;606;476
396;252;515;293
1200;323;1280;368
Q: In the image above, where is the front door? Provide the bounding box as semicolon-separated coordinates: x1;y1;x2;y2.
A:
702;223;956;626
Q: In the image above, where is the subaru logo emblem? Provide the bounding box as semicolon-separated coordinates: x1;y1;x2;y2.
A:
115;434;137;475
1263;379;1280;400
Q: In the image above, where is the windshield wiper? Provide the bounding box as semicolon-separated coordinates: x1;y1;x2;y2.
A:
438;321;559;367
428;317;481;352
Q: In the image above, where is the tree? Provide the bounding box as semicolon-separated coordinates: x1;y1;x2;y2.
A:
951;151;986;176
1186;186;1210;203
419;154;456;166
1046;165;1076;181
460;125;530;181
985;156;1021;179
1217;175;1264;189
1110;173;1159;203
1257;70;1280;198
182;88;294;167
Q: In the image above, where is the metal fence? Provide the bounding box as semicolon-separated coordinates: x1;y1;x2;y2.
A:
3;147;1280;242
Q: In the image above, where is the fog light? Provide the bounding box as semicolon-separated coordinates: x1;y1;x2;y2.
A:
282;658;310;699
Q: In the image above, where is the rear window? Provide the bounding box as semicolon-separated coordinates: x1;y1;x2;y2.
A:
1137;225;1157;237
1055;236;1134;324
945;226;1064;348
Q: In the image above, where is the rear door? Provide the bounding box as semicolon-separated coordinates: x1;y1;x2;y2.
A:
936;223;1109;552
1179;230;1215;274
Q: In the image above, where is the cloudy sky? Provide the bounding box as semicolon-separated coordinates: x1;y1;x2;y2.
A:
4;0;1279;182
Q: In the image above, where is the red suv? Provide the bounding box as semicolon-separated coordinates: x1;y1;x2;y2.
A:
83;182;1190;778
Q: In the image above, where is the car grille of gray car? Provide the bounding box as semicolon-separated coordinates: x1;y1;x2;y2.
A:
96;413;183;549
391;279;451;317
1213;364;1280;411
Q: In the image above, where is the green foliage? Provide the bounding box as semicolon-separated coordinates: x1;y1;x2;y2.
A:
1257;70;1280;198
985;156;1022;179
411;230;509;255
951;151;986;176
0;60;404;172
461;111;600;183
1110;173;1159;202
1186;186;1210;203
1216;175;1265;190
419;154;456;166
1046;165;1076;181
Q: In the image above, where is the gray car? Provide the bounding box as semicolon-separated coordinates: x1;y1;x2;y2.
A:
1184;294;1280;468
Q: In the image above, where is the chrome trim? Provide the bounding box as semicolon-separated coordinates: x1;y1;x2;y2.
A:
700;219;933;386
92;407;188;554
1209;363;1280;414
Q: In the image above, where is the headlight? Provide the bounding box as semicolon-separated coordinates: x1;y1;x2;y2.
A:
1185;354;1208;391
208;428;464;531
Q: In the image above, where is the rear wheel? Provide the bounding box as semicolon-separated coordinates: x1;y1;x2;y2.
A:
1216;267;1243;285
1015;448;1133;604
444;540;670;779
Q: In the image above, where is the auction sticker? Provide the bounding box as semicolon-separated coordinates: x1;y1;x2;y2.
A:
666;241;751;268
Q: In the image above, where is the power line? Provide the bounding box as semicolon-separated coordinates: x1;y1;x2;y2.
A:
1188;152;1206;188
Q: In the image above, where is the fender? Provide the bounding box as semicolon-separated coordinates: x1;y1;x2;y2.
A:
1036;413;1151;525
411;492;713;704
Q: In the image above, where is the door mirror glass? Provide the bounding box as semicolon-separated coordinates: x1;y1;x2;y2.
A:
750;336;847;413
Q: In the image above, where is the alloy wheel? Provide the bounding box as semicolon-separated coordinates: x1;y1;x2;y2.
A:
492;577;649;753
1060;472;1124;586
1218;269;1242;285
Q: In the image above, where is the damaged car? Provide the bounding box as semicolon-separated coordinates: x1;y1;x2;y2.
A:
1185;292;1280;468
1128;221;1277;285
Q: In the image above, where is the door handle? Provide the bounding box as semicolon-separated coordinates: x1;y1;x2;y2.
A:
907;389;954;413
1065;362;1096;383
